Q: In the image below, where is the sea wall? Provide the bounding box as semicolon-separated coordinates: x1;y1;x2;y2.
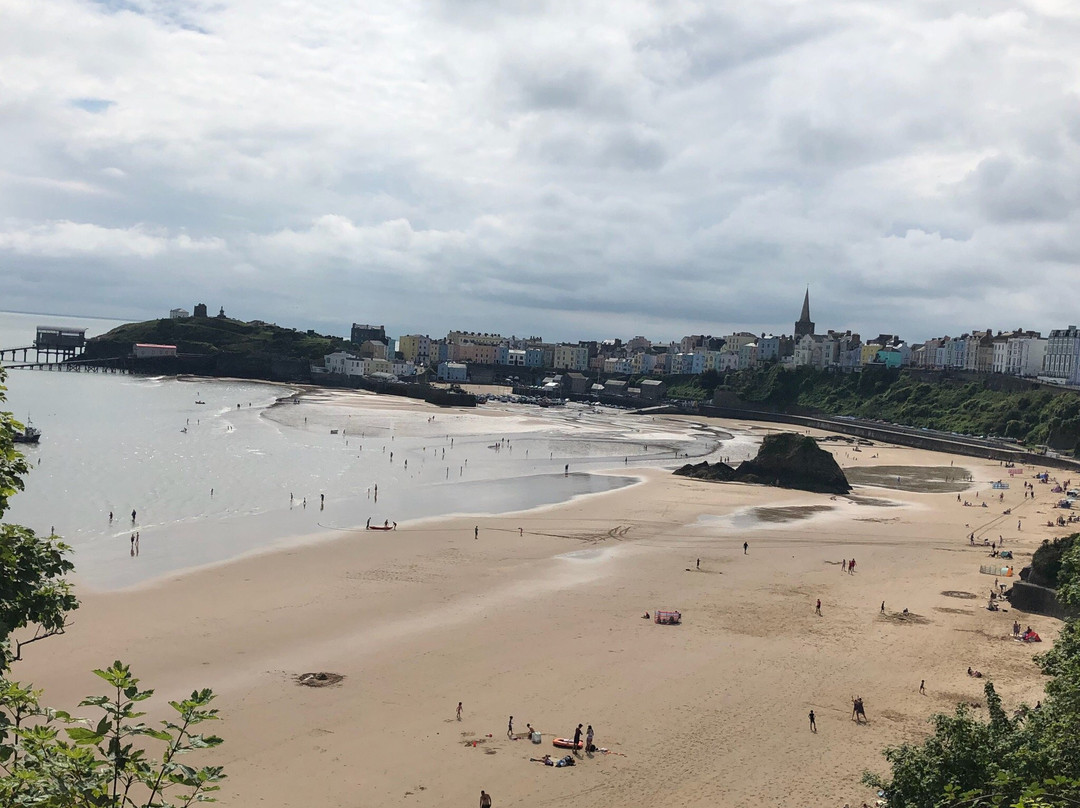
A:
1009;581;1079;620
698;400;1080;472
320;373;476;407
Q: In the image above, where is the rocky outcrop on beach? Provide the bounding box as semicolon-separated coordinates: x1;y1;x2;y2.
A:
675;433;851;495
733;433;851;494
673;460;736;481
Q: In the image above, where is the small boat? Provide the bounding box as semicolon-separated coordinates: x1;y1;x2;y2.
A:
366;524;394;531
195;400;206;405
13;422;41;444
552;738;583;750
180;427;188;434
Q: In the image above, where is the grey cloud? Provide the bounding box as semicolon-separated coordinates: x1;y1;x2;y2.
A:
3;0;1080;344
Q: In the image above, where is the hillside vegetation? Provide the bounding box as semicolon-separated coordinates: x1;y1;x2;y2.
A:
85;317;354;362
724;366;1080;454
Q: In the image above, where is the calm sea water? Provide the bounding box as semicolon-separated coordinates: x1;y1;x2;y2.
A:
1;311;753;590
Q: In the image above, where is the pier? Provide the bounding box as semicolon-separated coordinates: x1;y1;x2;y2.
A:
0;326;87;364
1;357;129;374
0;325;128;373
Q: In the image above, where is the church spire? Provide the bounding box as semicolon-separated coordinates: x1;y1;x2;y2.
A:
794;287;815;339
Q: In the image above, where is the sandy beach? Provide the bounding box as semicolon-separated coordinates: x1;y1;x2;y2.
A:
14;409;1067;807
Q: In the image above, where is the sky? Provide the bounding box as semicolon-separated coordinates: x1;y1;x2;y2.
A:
3;0;1080;344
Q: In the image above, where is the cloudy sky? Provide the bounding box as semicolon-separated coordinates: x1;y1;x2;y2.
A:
3;0;1080;343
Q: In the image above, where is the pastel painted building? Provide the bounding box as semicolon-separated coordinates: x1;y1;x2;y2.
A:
397;334;432;366
553;344;589;371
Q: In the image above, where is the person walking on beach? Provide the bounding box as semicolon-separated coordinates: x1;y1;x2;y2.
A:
109;511;113;524
564;464;569;476
696;558;701;570
130;534;135;553
586;724;594;752
457;702;463;721
475;525;479;540
808;710;816;732
507;716;514;739
881;601;886;614
480;790;492;808
920;680;926;695
131;509;137;523
743;541;748;555
815;599;822;616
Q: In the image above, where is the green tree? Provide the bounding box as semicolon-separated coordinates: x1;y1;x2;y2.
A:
0;368;226;806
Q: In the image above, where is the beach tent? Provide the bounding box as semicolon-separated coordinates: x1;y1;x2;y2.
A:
654;610;682;625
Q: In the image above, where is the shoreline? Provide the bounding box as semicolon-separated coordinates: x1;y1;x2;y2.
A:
75;468;652;595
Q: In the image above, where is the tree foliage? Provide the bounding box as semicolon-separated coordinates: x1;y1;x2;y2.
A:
0;368;226;805
725;366;1080;454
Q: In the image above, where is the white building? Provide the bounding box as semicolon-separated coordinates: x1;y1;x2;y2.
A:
437;362;468;382
997;332;1046;377
716;351;740;371
1043;327;1080;385
1018;337;1047;377
169;308;189;319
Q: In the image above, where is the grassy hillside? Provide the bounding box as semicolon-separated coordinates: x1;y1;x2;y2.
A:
725;365;1080;453
85;317;354;362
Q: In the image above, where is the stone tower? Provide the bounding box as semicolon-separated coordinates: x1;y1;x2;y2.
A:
794;288;815;339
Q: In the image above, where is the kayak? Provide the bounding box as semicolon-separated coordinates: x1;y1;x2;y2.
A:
552;738;583;750
367;525;394;531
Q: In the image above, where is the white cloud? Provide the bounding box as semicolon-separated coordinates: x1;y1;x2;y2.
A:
2;0;1080;341
0;221;224;258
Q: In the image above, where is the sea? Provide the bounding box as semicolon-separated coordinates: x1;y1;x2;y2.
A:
0;310;757;590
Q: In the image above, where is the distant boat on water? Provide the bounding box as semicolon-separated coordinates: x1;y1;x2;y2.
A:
13;420;41;444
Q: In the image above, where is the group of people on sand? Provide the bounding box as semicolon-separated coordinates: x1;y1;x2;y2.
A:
841;558;856;573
